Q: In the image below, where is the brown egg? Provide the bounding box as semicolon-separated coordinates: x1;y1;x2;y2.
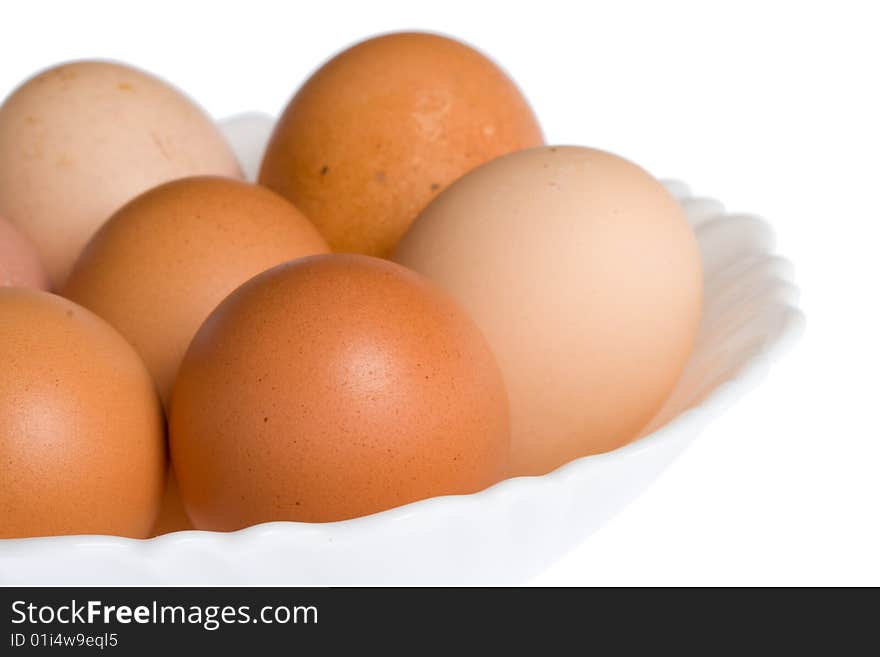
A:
0;60;241;288
259;32;543;257
63;176;328;408
170;254;510;528
0;288;165;538
394;146;703;476
0;214;48;289
149;472;193;536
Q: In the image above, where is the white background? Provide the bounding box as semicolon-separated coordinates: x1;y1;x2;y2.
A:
3;0;877;585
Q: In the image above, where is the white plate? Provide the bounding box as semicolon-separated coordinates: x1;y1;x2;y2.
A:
0;115;804;585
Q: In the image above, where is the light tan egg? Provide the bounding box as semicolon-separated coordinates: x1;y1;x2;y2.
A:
394;146;703;476
0;60;241;287
0;213;48;289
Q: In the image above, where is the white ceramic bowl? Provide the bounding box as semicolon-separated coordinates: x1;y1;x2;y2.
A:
0;115;804;585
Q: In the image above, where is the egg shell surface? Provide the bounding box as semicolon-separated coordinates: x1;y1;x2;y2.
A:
0;214;48;289
0;60;241;287
170;254;510;527
63;176;329;407
394;146;703;476
259;32;543;257
0;288;165;538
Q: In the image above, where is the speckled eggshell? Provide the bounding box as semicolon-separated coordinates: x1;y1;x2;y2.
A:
0;61;242;288
259;32;543;257
0;288;165;538
63;176;329;408
394;146;703;477
169;254;510;528
0;214;48;289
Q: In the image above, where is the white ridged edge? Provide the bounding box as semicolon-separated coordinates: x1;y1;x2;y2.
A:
0;115;805;585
